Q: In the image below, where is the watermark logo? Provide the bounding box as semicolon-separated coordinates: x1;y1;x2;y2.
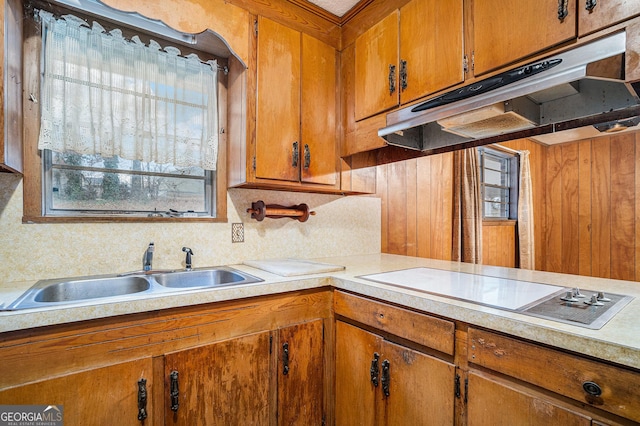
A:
0;405;63;426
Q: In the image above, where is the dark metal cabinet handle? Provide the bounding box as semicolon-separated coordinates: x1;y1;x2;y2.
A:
282;342;290;375
137;378;148;421
303;144;310;169
370;352;380;387
557;0;569;20
170;370;180;412
381;359;390;397
585;0;597;11
400;59;408;91
292;142;299;168
388;64;396;94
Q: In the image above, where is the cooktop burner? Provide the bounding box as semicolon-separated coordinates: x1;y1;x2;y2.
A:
522;289;633;329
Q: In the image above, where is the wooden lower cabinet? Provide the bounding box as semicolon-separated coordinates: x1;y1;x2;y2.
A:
466;370;592;426
0;358;154;425
335;320;456;425
163;319;324;426
164;331;271;425
277;319;325;425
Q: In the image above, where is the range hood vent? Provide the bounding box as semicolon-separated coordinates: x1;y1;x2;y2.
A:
379;32;640;151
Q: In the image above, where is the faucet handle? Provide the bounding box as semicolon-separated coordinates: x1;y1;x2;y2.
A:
143;242;155;271
182;247;194;270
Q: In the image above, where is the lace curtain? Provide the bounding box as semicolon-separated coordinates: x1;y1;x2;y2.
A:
37;11;219;170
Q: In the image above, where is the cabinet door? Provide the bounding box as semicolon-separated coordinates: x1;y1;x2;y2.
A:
301;34;337;186
467;371;592;426
277;319;325;426
473;0;577;76
399;0;464;104
0;358;153;425
164;332;271;426
381;340;456;426
1;0;23;173
355;11;399;121
335;321;381;425
579;0;640;36
256;17;301;182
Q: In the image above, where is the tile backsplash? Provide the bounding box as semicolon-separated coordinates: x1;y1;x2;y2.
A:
0;173;381;283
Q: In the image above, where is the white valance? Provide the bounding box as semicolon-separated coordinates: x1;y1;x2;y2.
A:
37;10;219;170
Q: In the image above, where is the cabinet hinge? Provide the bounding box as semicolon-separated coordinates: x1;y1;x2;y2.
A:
463;55;469;74
254;19;258;37
269;334;273;354
252;156;256;171
471;51;475;73
454;374;461;399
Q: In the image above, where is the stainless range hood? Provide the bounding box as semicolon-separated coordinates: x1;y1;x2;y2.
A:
379;32;640;151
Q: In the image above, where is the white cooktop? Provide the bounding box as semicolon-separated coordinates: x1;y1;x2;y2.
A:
360;267;564;311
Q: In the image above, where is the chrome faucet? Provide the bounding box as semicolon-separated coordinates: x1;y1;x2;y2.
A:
182;247;194;271
143;242;155;271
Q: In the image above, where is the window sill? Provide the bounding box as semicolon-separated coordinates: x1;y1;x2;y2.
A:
22;215;227;224
482;219;517;226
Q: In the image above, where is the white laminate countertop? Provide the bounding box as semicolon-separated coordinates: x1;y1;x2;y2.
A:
1;254;639;370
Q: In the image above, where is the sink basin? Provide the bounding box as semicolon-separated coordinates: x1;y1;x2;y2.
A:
152;268;262;289
4;267;263;310
34;276;151;303
6;275;153;310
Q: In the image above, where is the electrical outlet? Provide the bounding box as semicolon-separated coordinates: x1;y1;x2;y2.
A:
232;223;244;243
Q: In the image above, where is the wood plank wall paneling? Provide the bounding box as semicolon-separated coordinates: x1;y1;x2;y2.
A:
378;131;640;282
482;222;516;268
376;153;453;259
545;136;638;280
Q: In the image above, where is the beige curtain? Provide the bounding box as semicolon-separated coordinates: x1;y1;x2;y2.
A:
517;150;535;269
452;148;483;263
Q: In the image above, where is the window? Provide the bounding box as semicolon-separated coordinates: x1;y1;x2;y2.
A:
22;1;231;221
478;147;518;219
44;152;213;216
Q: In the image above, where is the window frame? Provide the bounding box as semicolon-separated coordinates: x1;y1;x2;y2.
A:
478;146;519;221
20;0;229;223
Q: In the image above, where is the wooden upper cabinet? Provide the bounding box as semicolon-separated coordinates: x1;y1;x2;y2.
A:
355;11;400;121
1;0;23;173
354;0;464;121
579;0;640;36
254;17;338;189
301;34;337;186
256;16;301;183
472;0;577;76
399;0;464;105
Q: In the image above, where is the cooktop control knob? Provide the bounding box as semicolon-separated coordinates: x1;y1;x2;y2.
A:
597;291;611;302
585;294;604;306
561;290;578;302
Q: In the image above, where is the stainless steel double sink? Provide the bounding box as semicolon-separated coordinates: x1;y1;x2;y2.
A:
5;267;263;310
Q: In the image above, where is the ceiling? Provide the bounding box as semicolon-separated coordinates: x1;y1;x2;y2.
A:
305;0;361;17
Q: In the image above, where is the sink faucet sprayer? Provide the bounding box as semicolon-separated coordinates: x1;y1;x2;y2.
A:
143;242;154;271
182;247;194;271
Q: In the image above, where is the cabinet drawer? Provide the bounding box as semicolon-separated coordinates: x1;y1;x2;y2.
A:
468;328;640;422
334;291;454;355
